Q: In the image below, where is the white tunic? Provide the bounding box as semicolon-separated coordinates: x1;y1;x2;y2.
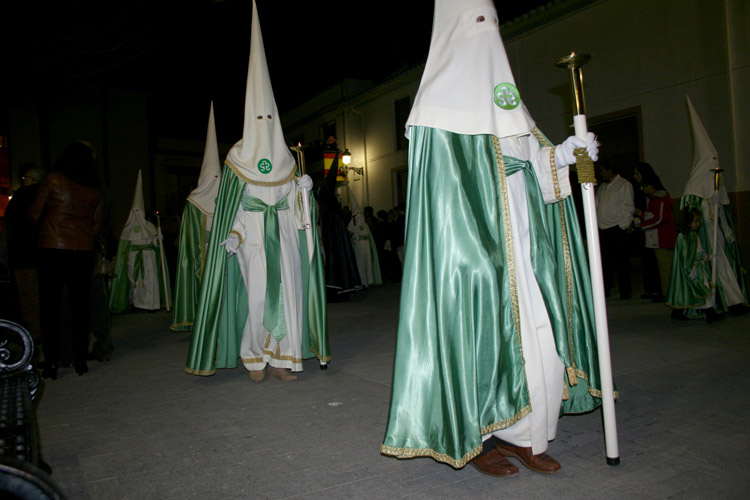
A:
127;233;161;311
488;134;569;454
230;180;305;372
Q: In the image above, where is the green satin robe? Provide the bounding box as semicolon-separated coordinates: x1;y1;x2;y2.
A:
674;195;748;314
666;231;712;309
381;127;602;468
185;166;329;375
109;237;171;313
170;202;210;331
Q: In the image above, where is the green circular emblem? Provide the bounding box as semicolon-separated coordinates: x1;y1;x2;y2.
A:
494;83;521;110
134;226;141;233
258;158;273;174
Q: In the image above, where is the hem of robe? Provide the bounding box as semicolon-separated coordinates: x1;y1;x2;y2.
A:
307;346;331;363
170;321;193;332
561;374;618;415
185;366;216;376
666;291;712;309
566;369;619;400
242;353;303;372
381;405;531;469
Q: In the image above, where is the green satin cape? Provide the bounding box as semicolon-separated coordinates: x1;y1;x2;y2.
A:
381;127;602;468
366;232;383;285
170;202;209;331
185;166;329;375
109;238;171;313
535;129;603;414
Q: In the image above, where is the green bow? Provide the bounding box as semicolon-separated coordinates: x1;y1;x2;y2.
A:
242;194;290;340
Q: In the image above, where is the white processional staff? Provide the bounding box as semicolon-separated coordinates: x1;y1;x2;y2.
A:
709;166;723;290
291;143;315;262
155;211;171;312
556;52;619;466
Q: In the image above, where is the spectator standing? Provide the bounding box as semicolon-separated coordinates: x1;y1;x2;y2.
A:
638;172;676;302
596;161;635;299
633;162;662;300
28;141;104;379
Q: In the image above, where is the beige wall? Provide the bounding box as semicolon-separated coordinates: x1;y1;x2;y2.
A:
284;0;749;267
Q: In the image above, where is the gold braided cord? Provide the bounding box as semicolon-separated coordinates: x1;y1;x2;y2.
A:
480;404;532;434
184;367;216;376
380;444;483;470
548;146;564;201
380;404;530;469
226;160;299;187
575;148;597;185
491;136;527;384
534;129;578;379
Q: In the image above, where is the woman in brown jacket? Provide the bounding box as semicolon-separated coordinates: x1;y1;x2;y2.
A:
29;141;104;379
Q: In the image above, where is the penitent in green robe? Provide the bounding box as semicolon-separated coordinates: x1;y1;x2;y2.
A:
185;165;329;375
690;195;747;309
667;195;747;313
109;235;171;314
170;202;211;331
666;231;712;309
381;127;604;468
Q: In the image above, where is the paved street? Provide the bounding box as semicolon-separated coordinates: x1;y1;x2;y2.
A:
34;282;750;499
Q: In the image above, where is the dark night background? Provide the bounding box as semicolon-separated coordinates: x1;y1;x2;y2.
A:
5;0;550;144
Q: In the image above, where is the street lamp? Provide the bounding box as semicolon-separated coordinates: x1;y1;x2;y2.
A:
342;148;352;166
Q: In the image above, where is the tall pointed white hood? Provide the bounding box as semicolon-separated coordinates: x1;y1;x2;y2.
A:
225;0;296;183
121;169;157;241
187;102;222;215
683;95;729;203
405;0;535;139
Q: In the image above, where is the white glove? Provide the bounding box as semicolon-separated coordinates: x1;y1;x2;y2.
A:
220;233;240;255
297;174;313;190
709;192;721;205
555;132;598;167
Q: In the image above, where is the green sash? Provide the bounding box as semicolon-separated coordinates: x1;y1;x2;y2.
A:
242;194;289;340
130;244;157;283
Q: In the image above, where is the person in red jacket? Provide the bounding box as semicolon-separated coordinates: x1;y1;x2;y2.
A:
638;171;677;303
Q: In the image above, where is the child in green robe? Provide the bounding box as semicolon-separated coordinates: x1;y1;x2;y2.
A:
667;206;718;322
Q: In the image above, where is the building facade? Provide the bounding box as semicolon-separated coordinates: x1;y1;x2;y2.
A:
282;0;750;266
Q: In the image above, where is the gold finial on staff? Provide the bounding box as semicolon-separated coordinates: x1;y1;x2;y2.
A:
556;52;596;185
555;52;591;116
710;166;724;192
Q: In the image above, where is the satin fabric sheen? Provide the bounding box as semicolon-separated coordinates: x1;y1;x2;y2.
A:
381;127;602;468
171;202;209;331
185;166;329;375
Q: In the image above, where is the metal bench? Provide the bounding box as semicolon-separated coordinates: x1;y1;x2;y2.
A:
0;319;67;500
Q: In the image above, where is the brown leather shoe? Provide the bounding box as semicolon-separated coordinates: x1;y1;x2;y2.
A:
268;366;298;381
249;369;266;383
470;449;519;477
494;441;560;474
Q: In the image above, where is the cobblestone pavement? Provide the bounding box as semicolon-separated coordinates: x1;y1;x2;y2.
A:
35;282;749;499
